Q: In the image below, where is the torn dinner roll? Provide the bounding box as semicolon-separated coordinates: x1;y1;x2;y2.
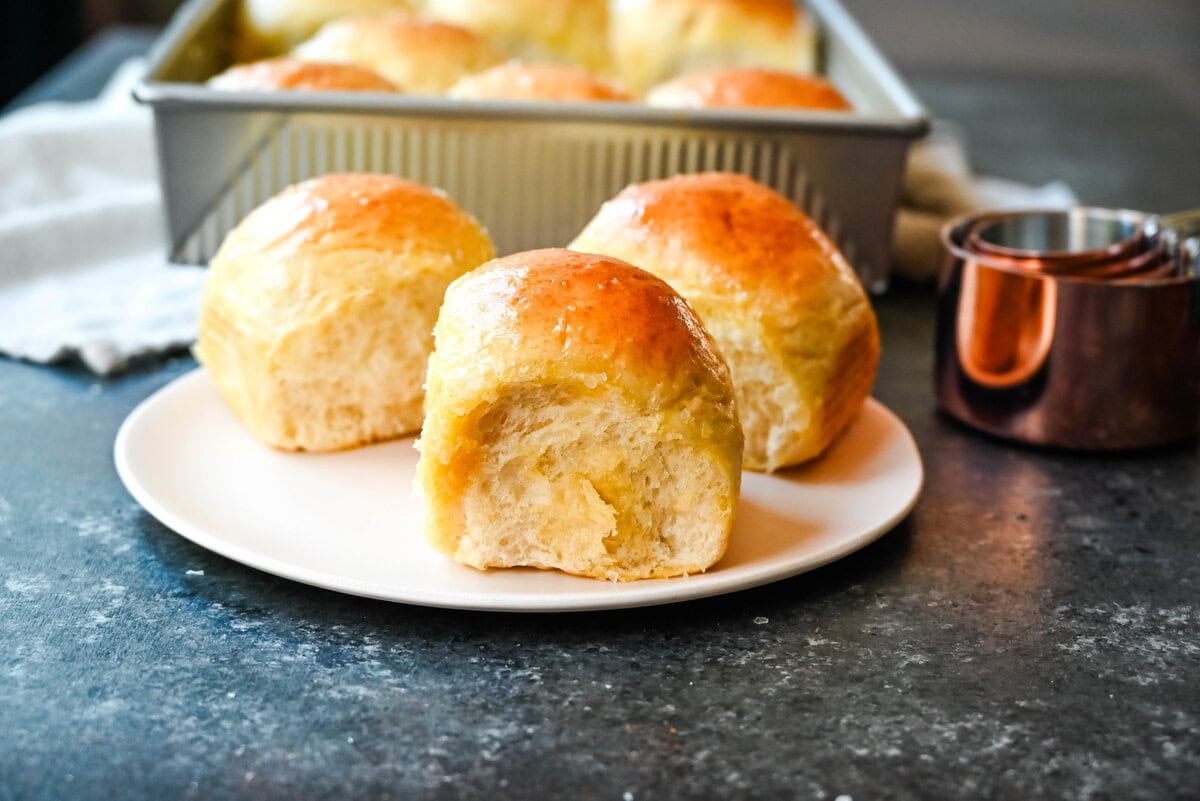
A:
416;248;743;581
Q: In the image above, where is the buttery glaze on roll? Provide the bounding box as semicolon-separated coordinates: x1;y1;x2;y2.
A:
293;14;502;94
608;0;817;96
422;0;612;75
417;249;743;581
196;173;494;452
207;57;400;92
570;173;879;472
236;0;413;58
646;67;852;111
446;62;632;102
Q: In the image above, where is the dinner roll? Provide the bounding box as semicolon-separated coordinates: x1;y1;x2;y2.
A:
570;173;878;472
422;0;612;75
196;173;494;452
237;0;413;57
417;249;743;581
207;57;400;92
646;67;851;111
609;0;817;96
447;62;631;102
293;14;502;94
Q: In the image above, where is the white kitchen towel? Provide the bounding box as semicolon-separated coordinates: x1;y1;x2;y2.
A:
0;60;206;376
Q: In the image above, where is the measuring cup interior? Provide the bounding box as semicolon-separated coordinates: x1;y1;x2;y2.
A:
972;208;1146;262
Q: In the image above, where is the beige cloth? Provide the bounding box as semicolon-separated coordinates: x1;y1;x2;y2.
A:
892;121;1076;281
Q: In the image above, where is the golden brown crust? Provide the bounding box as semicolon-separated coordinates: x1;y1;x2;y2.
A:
569;172;879;469
447;62;631;102
422;0;612;74
607;0;815;95
572;173;863;307
347;13;491;52
208;57;400;92
646;68;852;111
292;14;502;93
433;249;728;402
650;0;798;28
215;173;488;268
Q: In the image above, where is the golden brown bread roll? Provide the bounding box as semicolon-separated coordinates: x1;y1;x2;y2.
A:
446;61;632;102
196;173;495;452
570;173;879;472
609;0;817;96
646;67;852;111
293;14;502;94
236;0;413;57
422;0;612;75
207;57;400;92
416;248;743;581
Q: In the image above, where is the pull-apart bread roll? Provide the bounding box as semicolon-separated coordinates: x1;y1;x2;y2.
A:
609;0;817;96
237;0;413;57
293;14;502;94
417;249;743;581
196;173;495;452
570;173;879;472
208;57;400;92
447;62;632;102
422;0;612;75
646;67;851;111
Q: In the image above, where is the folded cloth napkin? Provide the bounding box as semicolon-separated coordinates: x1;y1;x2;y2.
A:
891;121;1076;281
0;60;206;375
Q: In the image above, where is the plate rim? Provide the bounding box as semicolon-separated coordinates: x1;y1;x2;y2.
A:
114;368;923;612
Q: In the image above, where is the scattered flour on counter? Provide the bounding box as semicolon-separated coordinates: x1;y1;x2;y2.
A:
81;698;128;720
4;575;53;594
62;511;136;553
1064;514;1108;531
896;653;930;668
1053;604;1198;684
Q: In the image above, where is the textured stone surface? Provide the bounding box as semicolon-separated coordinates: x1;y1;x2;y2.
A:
3;4;1200;798
1;290;1197;800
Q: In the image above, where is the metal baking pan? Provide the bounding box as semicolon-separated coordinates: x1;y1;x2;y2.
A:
134;0;928;292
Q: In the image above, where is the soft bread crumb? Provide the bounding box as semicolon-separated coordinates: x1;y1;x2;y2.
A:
450;388;735;580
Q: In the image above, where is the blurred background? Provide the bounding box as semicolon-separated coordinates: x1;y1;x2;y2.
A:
1;0;179;106
2;0;1198;210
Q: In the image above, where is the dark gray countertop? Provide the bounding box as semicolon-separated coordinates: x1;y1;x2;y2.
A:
2;4;1198;799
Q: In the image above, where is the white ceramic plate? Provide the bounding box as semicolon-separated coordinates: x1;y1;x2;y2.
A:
115;369;923;612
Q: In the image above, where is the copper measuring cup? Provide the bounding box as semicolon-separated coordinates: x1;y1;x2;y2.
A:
935;207;1200;450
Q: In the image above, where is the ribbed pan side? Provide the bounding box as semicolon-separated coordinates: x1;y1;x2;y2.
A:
175;114;843;269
